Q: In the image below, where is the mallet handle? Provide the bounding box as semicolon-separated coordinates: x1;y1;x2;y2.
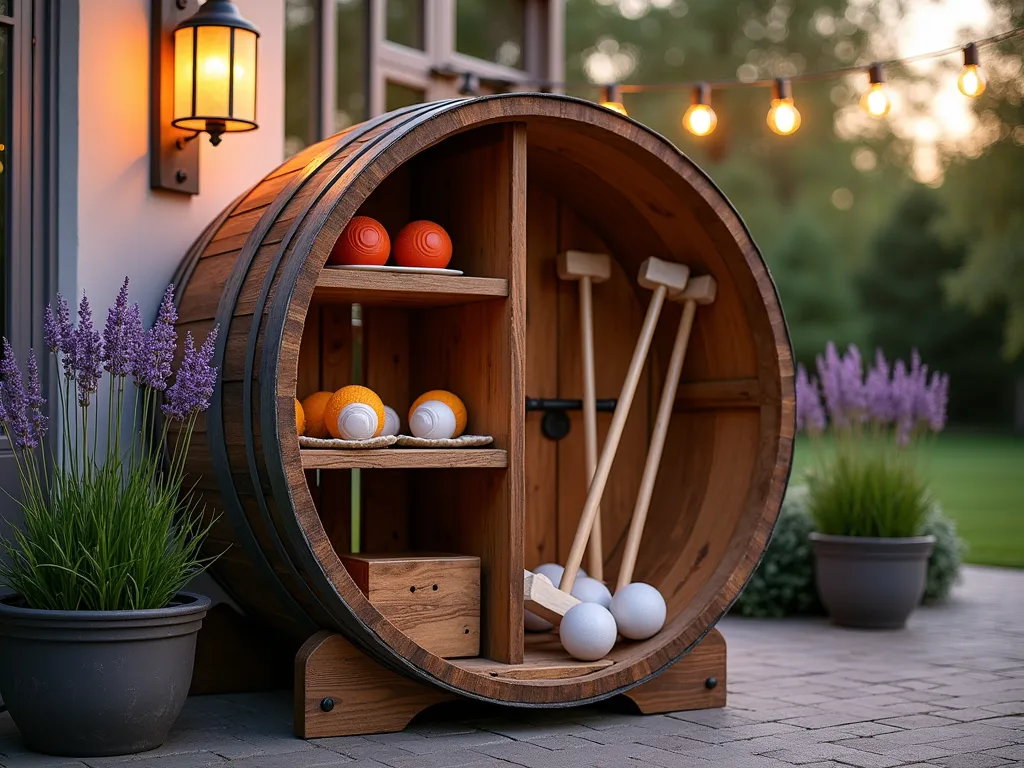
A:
560;285;668;593
579;275;603;581
616;299;697;592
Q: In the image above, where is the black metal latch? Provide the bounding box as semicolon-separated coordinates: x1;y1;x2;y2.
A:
525;397;617;441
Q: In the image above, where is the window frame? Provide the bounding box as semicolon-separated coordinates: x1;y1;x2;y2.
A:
0;0;58;499
306;0;563;139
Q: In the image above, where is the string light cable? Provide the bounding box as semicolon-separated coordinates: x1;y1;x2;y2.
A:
432;26;1023;133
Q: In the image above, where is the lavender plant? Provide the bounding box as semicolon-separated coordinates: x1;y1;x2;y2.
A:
0;280;220;611
797;343;949;538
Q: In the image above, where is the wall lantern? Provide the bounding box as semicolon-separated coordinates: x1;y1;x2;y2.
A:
151;0;260;195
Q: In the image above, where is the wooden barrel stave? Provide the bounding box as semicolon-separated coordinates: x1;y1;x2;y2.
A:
173;94;794;706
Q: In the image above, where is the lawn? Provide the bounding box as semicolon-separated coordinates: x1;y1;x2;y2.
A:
791;433;1024;569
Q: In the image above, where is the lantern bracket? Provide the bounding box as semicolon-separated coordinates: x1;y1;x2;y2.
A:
150;0;201;195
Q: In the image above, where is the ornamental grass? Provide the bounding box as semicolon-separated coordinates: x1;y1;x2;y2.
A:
0;280;220;611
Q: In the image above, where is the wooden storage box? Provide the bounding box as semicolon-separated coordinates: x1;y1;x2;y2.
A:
341;554;480;659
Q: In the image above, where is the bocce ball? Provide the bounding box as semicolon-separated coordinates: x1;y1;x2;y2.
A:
329;216;390;267
524;563;593;632
609;582;666;641
381;405;401;437
393;220;453;269
324;385;386;440
300;391;334;439
408;390;467;439
571;576;612;609
295;399;306;436
559;603;618;661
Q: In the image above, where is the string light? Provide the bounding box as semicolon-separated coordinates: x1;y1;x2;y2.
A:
434;27;1022;136
958;42;987;97
767;78;801;135
682;83;717;136
860;63;891;117
600;84;627;116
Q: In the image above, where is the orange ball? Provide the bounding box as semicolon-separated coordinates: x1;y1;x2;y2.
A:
324;385;386;440
295;399;306;436
393;221;453;269
409;390;467;437
300;391;334;439
329;216;391;266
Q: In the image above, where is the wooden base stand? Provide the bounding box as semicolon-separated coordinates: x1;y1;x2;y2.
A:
294;628;726;738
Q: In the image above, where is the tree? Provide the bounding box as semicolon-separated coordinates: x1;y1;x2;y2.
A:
858;186;1015;424
768;209;865;368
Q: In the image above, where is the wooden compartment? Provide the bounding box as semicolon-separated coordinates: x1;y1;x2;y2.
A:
341;553;480;659
171;95;793;709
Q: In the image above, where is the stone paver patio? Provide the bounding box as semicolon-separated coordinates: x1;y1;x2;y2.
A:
2;566;1022;768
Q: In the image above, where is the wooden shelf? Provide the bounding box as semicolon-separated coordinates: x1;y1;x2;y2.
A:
313;269;508;307
301;448;508;470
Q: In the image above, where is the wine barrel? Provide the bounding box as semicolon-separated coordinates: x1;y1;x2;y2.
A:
172;94;793;707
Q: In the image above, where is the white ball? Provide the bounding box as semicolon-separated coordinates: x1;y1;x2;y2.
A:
571;576;612;608
532;563;586;590
610;582;666;640
559;603;617;661
381;405;401;437
533;563;564;584
409;400;457;439
337;402;379;440
524;611;552;632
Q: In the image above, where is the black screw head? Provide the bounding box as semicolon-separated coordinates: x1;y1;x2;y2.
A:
175;170;188;183
541;410;571;441
704;677;718;690
320;697;335;712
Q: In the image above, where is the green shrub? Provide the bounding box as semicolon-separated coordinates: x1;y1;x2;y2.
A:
923;506;967;603
733;486;964;618
732;487;823;618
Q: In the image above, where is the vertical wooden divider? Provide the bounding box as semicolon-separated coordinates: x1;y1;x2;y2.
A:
408;123;527;663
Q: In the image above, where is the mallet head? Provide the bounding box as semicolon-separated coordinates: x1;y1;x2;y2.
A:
557;250;612;283
637;257;689;293
670;274;717;305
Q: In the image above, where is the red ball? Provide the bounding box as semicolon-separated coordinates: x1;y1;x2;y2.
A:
393;221;453;269
329;216;390;266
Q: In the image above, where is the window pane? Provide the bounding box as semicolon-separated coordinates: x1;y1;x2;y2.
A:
335;0;367;132
0;26;8;341
385;81;424;112
386;0;423;50
285;0;317;157
456;0;525;69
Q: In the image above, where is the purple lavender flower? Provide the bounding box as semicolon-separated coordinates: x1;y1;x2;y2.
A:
816;342;845;426
0;338;31;450
55;294;76;381
891;359;915;446
927;372;949;433
840;345;867;421
25;350;47;446
162;326;219;422
134;285;177;392
795;363;826;434
74;293;103;407
864;349;893;425
43;305;61;354
102;277;135;378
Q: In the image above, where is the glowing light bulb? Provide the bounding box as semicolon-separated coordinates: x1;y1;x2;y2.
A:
957;43;986;97
860;65;891;118
958;65;985;97
600;84;628;116
767;79;800;135
683;83;717;136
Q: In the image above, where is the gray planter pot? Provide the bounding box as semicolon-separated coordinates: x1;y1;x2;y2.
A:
0;592;210;757
810;534;934;629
